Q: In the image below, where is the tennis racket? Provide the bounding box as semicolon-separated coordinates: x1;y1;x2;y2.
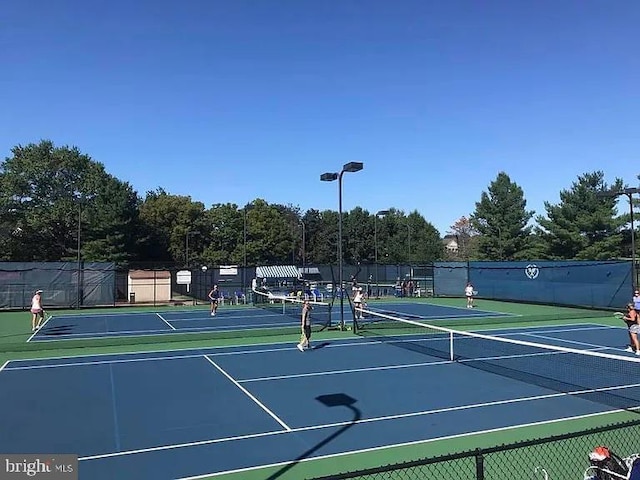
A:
613;312;625;319
472;290;478;295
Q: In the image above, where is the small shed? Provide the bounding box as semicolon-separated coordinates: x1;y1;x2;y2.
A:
127;270;171;303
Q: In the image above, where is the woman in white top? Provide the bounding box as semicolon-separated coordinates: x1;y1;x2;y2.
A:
353;288;364;319
31;289;45;331
464;283;475;309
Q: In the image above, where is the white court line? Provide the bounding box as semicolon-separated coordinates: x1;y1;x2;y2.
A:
239;360;452;383
5;324;618;371
373;301;516;316
174;409;635;479
156;313;176;330
25;314;54;343
28;318;299;343
0;361;9;373
202;355;291;431
520;331;628;352
167;313;282;322
4;341;382;370
5;322;616;366
79;383;640;463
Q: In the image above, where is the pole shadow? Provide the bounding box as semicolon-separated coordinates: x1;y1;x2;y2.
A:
265;393;361;479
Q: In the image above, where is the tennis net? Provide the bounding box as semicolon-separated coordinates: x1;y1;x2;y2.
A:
252;289;333;329
354;307;640;414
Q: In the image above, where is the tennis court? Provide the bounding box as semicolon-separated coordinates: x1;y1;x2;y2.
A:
1;301;639;479
26;307;297;342
25;300;512;343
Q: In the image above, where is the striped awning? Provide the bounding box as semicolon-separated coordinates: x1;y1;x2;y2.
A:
255;265;301;279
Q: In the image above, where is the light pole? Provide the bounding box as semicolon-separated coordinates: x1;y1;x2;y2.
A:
321;161;364;330
243;207;248;295
600;187;639;291
76;201;82;309
375;210;390;298
300;220;306;276
185;231;200;268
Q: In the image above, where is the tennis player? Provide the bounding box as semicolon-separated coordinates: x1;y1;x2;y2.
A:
622;303;640;355
297;300;312;351
464;282;475;308
208;285;220;316
30;289;45;331
633;290;640;314
353;287;364;319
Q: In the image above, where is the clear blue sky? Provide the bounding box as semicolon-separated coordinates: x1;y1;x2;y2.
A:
2;0;638;235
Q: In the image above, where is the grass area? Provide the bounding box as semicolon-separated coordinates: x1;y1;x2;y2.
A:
0;298;634;480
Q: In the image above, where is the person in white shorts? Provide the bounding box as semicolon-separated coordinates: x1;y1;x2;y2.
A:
623;303;640;355
30;289;45;331
353;288;364;319
464;283;475;308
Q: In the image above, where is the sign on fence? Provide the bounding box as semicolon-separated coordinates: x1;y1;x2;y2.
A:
177;270;192;293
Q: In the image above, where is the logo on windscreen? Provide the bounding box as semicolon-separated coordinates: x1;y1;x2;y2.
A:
525;264;539;280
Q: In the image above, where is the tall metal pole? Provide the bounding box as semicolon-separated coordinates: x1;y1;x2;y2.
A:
300;221;306;275
185;232;189;268
338;171;345;330
628;192;638;292
374;214;378;287
374;210;389;299
243;208;247;295
77;202;81;309
320;162;364;330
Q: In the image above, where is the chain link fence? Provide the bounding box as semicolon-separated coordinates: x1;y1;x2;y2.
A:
309;418;640;480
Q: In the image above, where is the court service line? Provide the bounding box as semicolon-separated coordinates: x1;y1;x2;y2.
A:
520;331;627;352
202;355;292;431
79;384;637;463
239;346;612;384
4;339;391;370
6;327;613;371
167;314;284;322
156;313;176;330
28;322;295;342
174;409;628;480
7;323;615;369
240;360;452;383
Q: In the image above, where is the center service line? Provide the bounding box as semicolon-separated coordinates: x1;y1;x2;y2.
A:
156;313;176;330
202;355;292;431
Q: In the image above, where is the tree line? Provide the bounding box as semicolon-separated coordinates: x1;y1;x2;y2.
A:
0;140;636;267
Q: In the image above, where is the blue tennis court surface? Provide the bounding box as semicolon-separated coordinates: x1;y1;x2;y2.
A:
27;302;514;343
1;322;638;480
27;307;299;342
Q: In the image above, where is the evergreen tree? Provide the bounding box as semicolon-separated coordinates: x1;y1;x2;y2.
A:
534;171;625;260
470;172;534;260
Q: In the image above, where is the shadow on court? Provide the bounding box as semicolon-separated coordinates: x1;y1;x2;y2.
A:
266;393;361;479
39;325;74;336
